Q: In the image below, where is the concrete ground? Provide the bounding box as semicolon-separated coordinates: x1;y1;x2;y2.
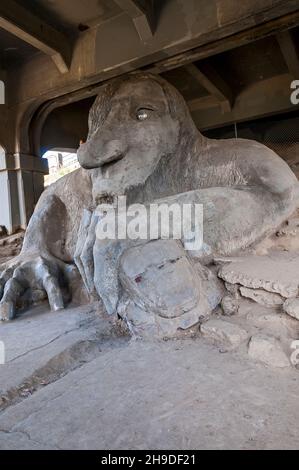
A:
0;303;299;450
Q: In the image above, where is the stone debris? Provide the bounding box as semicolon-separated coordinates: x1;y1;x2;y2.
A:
0;231;24;264
221;295;239;316
201;318;248;350
0;226;7;237
218;254;299;298
245;309;299;340
253;208;299;246
224;282;240;297
248;334;290;368
283;298;299;321
277;217;299;237
0;231;24;247
239;286;284;307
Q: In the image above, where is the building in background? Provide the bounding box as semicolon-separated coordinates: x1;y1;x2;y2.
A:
43;151;80;186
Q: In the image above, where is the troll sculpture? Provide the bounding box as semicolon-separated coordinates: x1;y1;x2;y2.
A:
0;73;298;337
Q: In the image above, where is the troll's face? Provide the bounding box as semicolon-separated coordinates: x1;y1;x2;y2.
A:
77;75;186;198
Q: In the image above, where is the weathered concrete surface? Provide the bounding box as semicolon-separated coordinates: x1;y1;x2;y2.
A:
218;253;299;298
283;298;299;320
244;308;299;341
0;302;126;410
0;299;298;449
239;286;284;307
221;295;240;316
200;318;248;350
0;332;299;450
248;334;290;368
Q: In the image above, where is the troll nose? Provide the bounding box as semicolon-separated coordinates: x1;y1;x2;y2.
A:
77;142;94;168
77;139;126;169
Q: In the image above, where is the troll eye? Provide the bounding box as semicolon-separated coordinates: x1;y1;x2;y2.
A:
136;107;154;121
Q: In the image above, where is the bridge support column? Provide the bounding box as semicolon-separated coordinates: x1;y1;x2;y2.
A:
0;152;48;234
